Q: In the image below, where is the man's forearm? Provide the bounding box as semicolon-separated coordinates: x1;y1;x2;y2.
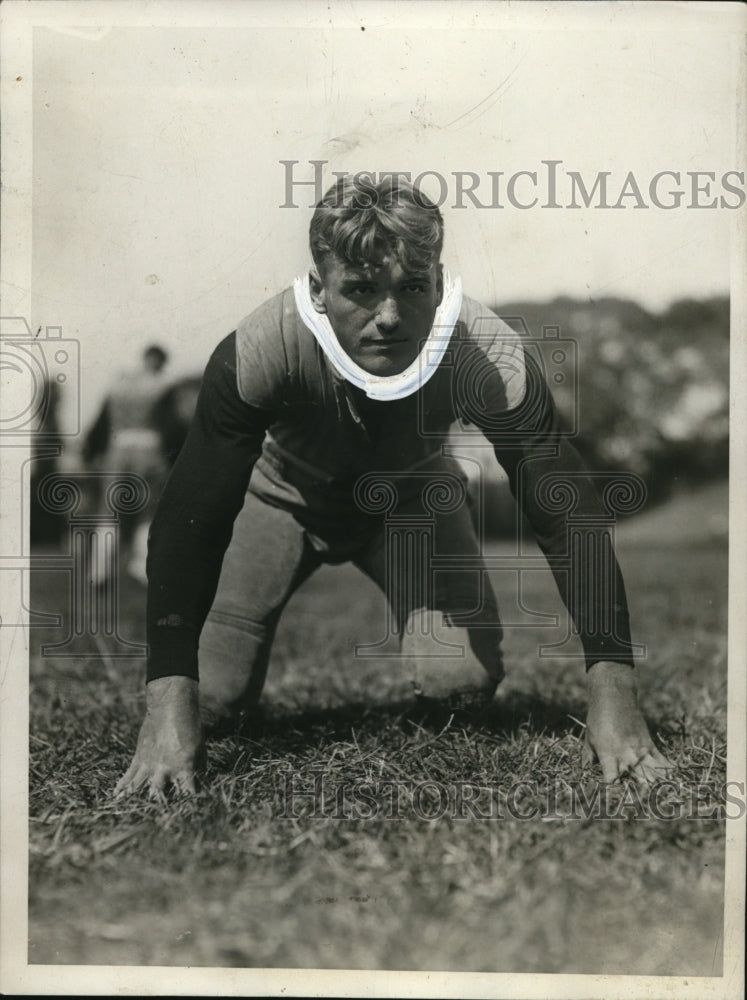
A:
490;365;635;669
145;447;260;682
144;332;272;683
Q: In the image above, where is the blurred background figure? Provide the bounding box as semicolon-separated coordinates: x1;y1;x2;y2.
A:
29;377;66;550
82;345;171;585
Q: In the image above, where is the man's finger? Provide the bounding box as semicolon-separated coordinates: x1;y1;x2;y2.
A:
114;767;135;798
597;752;622;783
617;746;644;772
115;761;148;798
649;746;673;771
174;770;197;796
148;766;169;802
631;751;673;785
614;742;673;784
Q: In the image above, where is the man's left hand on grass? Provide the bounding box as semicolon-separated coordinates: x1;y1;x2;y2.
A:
583;660;672;784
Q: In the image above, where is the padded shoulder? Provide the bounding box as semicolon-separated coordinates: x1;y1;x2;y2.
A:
457;295;526;410
234;289;294;408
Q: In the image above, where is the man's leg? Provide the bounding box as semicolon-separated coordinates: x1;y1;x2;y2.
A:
355;479;505;707
198;491;320;730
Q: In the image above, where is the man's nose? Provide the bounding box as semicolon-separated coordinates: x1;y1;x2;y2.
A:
376;297;400;333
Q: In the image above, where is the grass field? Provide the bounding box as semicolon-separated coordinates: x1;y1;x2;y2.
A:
27;483;729;975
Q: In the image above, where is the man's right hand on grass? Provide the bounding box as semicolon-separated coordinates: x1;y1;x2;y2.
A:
114;675;205;798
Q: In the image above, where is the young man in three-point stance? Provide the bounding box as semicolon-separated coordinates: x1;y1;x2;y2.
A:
116;175;670;797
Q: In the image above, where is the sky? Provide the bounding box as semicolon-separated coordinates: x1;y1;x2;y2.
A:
5;2;743;429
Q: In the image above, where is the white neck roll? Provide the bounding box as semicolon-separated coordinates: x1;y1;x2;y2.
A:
292;271;463;401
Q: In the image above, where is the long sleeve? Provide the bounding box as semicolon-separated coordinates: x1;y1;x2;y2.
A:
146;332;274;682
479;352;635;669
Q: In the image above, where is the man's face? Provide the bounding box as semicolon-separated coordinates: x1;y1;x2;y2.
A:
309;253;444;377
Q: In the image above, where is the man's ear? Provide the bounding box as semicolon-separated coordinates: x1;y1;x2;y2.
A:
435;263;444;308
309;267;327;314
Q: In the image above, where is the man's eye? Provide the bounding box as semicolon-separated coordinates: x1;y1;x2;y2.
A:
351;284;376;295
403;283;427;293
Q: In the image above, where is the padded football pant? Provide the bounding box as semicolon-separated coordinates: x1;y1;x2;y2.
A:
198;486;505;727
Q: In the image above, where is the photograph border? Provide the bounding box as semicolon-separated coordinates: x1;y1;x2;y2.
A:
1;2;745;996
